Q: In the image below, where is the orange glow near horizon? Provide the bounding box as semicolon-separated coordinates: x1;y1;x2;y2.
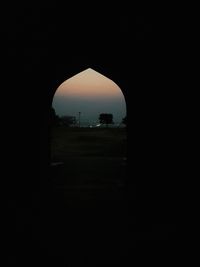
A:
55;68;124;99
53;68;126;122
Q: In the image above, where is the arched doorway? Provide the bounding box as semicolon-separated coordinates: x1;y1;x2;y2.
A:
50;68;127;203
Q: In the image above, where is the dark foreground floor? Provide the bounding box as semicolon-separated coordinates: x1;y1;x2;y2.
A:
32;157;176;266
40;156;127;266
9;159;177;266
9;128;177;266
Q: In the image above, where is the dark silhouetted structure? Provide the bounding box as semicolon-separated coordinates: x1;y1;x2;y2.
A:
59;115;76;127
50;107;60;126
122;116;127;126
99;113;114;127
4;5;179;266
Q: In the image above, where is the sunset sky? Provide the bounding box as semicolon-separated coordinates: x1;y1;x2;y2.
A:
52;68;126;126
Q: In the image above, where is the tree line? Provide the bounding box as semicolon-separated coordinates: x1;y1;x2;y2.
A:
50;107;127;127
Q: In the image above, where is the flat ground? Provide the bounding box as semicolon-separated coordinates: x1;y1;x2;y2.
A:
50;126;127;193
49;127;127;223
39;127;176;265
42;127;128;264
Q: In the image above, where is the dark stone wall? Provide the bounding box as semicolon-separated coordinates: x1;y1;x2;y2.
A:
3;5;179;265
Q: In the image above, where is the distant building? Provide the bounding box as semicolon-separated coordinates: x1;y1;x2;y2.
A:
59;116;77;127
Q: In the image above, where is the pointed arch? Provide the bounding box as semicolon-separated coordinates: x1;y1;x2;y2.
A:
52;68;127;127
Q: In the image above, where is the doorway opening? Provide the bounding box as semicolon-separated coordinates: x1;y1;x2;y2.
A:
50;68;127;206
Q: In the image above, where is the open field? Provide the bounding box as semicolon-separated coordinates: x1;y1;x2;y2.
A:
39;127;128;264
40;127;176;265
50;127;127;206
51;127;127;159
